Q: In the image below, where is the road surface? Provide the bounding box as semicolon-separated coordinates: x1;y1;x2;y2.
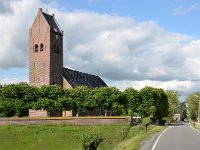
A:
153;122;200;150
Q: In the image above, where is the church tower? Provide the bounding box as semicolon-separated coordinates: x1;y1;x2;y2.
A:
29;8;63;87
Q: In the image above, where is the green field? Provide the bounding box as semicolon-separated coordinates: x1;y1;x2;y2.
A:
0;123;165;150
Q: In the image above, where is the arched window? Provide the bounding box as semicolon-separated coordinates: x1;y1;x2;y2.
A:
34;44;38;52
40;43;44;51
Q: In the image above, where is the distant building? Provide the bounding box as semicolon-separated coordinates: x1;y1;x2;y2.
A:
173;113;181;122
29;8;107;117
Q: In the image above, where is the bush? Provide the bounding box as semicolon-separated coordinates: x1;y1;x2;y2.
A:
163;117;171;125
120;125;131;141
0;113;6;117
142;117;151;132
82;129;104;150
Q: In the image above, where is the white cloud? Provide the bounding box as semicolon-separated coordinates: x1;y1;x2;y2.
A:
1;0;200;99
0;0;41;69
120;80;194;91
174;4;200;15
54;10;196;82
108;79;199;101
0;78;27;85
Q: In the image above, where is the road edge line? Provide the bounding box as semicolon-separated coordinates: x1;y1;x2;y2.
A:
189;121;192;128
192;127;200;134
151;126;170;150
189;121;200;134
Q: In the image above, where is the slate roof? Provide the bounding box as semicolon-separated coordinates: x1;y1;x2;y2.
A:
63;68;107;88
42;12;63;35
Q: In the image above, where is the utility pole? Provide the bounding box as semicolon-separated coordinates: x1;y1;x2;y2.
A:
198;99;200;122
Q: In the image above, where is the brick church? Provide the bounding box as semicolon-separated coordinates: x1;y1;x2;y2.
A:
29;8;106;89
29;8;107;117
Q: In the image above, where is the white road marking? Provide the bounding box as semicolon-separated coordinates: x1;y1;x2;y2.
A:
192;127;200;134
151;127;170;150
188;121;200;134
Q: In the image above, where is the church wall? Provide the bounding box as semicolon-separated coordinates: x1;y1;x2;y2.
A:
50;31;63;86
63;78;73;89
29;109;48;117
29;8;63;87
29;9;51;86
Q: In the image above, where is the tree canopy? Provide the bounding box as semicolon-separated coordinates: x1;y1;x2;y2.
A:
186;93;200;121
0;83;173;120
139;87;169;121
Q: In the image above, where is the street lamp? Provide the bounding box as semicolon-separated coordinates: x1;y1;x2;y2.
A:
194;95;200;122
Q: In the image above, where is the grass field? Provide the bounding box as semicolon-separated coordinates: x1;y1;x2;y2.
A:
113;125;165;150
0;123;164;150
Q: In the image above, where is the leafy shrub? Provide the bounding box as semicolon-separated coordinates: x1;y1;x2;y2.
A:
82;129;104;150
142;117;151;132
163;117;171;125
120;125;131;141
0;113;6;117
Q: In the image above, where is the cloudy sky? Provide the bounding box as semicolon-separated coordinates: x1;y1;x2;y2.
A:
1;0;200;100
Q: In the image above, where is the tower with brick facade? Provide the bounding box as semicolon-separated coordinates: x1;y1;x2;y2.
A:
29;8;63;87
28;8;108;117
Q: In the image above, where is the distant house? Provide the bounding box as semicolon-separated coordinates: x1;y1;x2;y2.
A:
29;8;107;117
173;114;181;122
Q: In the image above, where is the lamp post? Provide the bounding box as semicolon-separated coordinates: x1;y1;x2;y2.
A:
194;95;200;122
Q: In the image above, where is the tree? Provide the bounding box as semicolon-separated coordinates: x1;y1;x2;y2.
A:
155;88;169;121
139;87;169;122
166;90;180;121
93;87;121;116
186;93;200;121
111;92;127;115
142;117;152;132
123;88;142;115
123;88;142;125
84;88;97;114
39;85;64;100
57;89;73;114
32;98;55;112
69;86;90;117
0;97;15;117
180;101;187;120
0;83;39;116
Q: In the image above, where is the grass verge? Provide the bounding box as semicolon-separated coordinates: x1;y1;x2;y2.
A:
113;125;166;150
0;123;126;150
0;123;165;150
195;122;200;128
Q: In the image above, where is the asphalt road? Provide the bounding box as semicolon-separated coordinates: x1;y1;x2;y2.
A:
153;122;200;150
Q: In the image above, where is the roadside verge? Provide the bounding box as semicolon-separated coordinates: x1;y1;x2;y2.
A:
113;126;166;150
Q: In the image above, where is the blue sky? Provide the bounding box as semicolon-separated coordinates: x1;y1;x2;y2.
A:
1;0;200;100
51;0;200;36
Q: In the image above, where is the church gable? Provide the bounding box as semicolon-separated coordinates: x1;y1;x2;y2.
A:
30;8;50;30
62;68;107;88
42;12;63;35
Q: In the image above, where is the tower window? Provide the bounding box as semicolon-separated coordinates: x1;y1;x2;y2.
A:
57;45;60;53
40;43;44;51
34;44;38;52
53;44;56;53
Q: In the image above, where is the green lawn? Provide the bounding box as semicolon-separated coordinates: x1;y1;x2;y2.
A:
113;125;165;150
0;124;164;150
